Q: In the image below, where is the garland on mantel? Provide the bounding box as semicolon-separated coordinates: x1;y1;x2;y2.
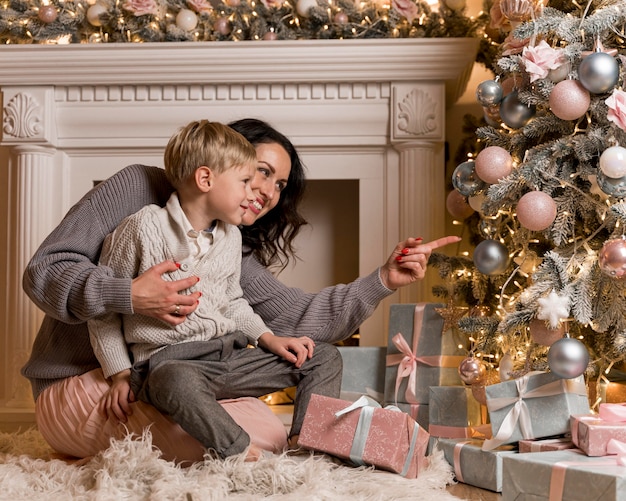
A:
0;0;492;55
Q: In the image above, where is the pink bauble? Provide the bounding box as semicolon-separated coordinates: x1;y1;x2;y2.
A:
38;4;58;23
333;12;348;24
516;191;557;231
475;146;513;184
549;80;591;121
600;146;626;179
226;0;241;5
263;31;278;40
213;17;231;35
458;357;487;385
446;190;474;220
599;238;626;279
529;318;564;346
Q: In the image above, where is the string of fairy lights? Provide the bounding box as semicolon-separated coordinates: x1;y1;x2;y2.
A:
0;0;484;45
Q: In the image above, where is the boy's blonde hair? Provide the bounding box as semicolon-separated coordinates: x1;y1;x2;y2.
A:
164;120;257;188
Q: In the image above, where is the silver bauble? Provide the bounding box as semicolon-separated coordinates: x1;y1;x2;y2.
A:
476;80;504;107
548;337;589;379
578;52;619;94
452;161;486;197
596;170;626;198
500;91;536;129
473;239;511;275
458;357;487;385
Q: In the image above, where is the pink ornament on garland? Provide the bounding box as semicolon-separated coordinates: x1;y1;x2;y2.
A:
263;30;278;40
516;191;557;231
333;12;348;24
475;146;513;184
213;17;231;35
549;80;590;121
38;4;58;23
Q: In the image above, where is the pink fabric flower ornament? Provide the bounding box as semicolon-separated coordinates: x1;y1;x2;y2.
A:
187;0;212;13
489;1;511;31
606;89;626;132
522;40;566;82
122;0;158;16
392;0;418;23
501;34;530;56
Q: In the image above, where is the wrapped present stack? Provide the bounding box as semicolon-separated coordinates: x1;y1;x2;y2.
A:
296;302;626;495
383;303;469;430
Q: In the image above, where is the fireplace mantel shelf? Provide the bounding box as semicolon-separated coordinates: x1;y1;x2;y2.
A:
0;38;478;102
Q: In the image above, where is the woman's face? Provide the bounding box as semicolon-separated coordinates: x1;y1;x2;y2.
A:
241;142;291;226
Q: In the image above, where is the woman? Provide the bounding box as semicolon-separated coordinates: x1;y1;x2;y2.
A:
22;118;459;463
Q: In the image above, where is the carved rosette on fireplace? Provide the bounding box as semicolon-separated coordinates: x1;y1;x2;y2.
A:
0;39;478;414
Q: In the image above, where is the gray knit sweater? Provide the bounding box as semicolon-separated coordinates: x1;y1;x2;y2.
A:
21;164;394;400
89;193;270;378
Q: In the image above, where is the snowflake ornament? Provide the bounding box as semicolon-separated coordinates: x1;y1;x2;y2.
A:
536;290;570;329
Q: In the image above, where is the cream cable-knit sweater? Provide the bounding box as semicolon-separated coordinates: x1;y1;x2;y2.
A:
22;164;394;400
88;193;270;378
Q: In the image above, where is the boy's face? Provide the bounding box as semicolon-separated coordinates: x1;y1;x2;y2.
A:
209;163;256;226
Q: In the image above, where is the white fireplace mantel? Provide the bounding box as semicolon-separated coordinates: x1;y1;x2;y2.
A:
0;38;478;419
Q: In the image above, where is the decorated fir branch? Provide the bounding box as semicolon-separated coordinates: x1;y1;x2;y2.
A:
0;0;482;44
434;0;626;391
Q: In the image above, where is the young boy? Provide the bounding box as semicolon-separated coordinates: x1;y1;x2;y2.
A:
88;120;341;461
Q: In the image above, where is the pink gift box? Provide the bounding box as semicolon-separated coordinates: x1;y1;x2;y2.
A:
298;394;429;478
519;436;577;453
571;415;626;457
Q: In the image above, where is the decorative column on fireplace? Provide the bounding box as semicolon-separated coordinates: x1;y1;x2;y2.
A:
0;39;478;422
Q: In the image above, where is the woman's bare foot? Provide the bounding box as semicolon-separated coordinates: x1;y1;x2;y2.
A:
244;444;264;462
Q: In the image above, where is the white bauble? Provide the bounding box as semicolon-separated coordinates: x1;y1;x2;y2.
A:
296;0;318;17
86;3;107;26
176;9;198;31
600;146;626;179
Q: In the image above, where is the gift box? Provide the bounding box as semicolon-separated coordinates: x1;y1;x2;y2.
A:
395;402;429;430
571;403;626;456
337;346;386;403
483;371;590;450
428;385;491;439
298;394;429;478
518;436;577;453
502;449;626;501
434;438;517;492
384;303;467;406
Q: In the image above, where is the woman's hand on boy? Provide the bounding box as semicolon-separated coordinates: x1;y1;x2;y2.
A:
131;260;201;326
258;333;315;368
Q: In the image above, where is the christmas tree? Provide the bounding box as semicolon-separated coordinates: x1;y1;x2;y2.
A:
436;0;626;404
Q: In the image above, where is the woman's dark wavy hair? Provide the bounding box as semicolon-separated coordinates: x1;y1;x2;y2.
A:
228;118;308;269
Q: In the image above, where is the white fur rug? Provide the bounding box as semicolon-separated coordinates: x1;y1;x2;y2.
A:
0;428;462;500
